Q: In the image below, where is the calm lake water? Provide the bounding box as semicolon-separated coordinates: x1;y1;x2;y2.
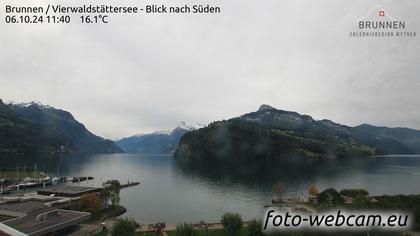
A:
0;154;420;223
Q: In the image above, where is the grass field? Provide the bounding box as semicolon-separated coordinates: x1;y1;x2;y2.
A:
166;228;248;236
95;229;250;236
94;228;309;236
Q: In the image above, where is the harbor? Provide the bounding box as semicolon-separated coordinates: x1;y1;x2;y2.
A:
0;166;141;235
0;166;95;196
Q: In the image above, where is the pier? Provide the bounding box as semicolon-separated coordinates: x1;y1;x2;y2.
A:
121;181;140;189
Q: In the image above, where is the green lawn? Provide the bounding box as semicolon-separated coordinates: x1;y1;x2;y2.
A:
94;228;249;236
93;230;108;236
94;230;157;236
130;229;249;236
95;228;306;236
167;228;248;236
133;231;157;236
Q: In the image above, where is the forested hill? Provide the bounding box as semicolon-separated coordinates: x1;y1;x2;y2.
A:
116;122;204;154
0;99;122;154
175;105;419;162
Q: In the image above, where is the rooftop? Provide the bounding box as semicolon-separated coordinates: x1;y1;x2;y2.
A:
0;200;52;218
1;209;90;236
0;195;91;235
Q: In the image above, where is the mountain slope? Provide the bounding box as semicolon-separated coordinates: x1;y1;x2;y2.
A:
175;105;418;162
116;122;204;154
354;124;420;154
0;100;122;154
0;100;69;153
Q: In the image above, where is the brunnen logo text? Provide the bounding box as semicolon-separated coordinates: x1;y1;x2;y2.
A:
350;9;416;38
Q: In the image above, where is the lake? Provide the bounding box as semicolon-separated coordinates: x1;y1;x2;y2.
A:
0;154;419;223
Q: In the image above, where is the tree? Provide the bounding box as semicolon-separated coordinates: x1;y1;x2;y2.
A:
351;196;371;209
308;185;319;198
340;189;369;198
221;213;243;236
317;188;344;205
100;188;111;207
272;181;284;201
247;219;263;236
80;193;100;213
103;179;122;207
111;217;136;236
175;223;197;236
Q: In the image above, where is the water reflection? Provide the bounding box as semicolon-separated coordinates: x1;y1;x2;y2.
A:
0;154;419;223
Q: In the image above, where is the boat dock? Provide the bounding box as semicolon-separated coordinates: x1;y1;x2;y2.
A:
121;182;140;188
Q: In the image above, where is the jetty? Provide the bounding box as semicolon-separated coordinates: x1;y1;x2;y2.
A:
121;182;140;189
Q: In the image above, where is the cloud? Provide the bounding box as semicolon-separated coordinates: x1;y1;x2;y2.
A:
1;0;419;139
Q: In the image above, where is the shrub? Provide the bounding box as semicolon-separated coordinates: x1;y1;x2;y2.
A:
221;213;243;236
247;219;263;236
317;188;344;205
272;181;284;199
153;222;166;236
103;179;122;207
340;189;369;198
175;223;197;236
308;185;319;198
80;193;100;213
111;217;136;236
351;196;372;209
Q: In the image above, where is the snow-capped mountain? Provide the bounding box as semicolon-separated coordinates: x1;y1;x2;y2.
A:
116;122;205;154
6;101;55;109
177;121;205;131
133;130;172;137
0;99;122;154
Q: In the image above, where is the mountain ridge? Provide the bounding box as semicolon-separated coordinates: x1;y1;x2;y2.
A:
116;122;204;154
0;99;122;154
175;105;420;162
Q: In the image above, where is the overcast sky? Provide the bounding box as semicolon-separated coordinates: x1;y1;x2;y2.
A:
1;0;419;139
